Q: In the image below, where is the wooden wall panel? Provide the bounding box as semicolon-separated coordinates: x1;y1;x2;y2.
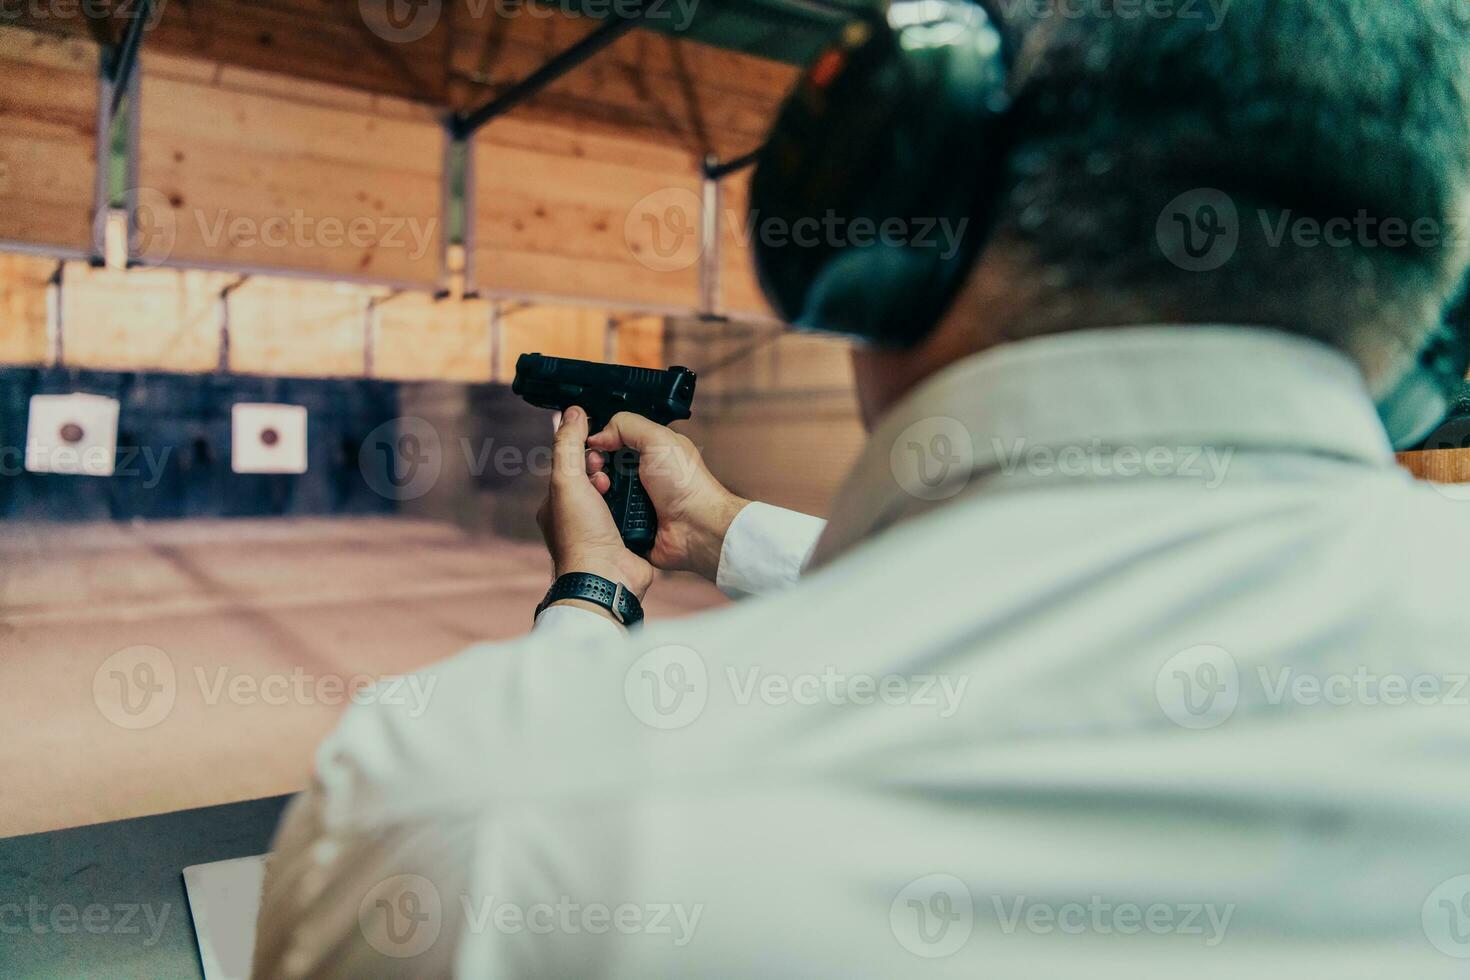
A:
374;293;494;382
3;22;791;307
5;250;655;381
449;19;795;160
674;320;852;397
474;118;702;310
4;2;798;159
0;253;54;366
717;170;776;318
59;263;234;373
0;31;98;252
667;317;861;516
2;0;454;103
137;55;444;285
226;277;381;377
148;0;453;103
687;402;866;516
496;304;609;382
612;315;665;368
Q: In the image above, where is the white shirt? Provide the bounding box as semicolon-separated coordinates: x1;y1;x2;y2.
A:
254;326;1470;979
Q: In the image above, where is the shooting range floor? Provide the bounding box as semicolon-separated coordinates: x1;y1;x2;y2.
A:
0;517;726;839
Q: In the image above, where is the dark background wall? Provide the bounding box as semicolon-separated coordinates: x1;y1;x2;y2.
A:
0;368;551;525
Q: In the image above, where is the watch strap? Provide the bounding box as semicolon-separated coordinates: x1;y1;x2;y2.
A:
536;572;644;627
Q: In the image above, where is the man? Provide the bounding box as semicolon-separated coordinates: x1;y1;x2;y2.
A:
255;0;1470;975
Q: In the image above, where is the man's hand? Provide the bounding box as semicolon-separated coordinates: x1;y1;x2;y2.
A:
537;406;654;608
586;412;749;583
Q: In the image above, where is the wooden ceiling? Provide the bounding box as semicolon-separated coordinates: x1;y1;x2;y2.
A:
7;0;801;161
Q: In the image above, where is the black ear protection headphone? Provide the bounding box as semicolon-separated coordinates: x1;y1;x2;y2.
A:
749;0;1470;451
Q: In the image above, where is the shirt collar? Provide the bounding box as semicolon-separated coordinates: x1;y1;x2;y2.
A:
809;325;1395;569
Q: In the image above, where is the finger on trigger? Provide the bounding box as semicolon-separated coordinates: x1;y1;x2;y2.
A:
590;472;611;495
585;450;606;476
587;411;661;453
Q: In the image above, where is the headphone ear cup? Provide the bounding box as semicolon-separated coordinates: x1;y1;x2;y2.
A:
798;248;939;339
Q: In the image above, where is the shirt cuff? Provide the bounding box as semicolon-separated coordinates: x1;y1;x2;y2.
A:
533;602;625;641
715;501;827;600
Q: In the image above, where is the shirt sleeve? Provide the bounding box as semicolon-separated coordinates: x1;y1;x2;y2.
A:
251;623;650;979
715;502;827;600
251;735;480;980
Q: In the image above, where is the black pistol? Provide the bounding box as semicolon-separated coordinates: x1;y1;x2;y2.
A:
512;353;697;557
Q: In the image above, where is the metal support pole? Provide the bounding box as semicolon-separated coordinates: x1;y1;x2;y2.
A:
364;301;376;379
699;166;721;317
217;294;231;374
218;277;248;374
489;302;503;382
364;293;398;378
46;262;64;368
107;0;153;120
94;35;142;267
440;126;475;300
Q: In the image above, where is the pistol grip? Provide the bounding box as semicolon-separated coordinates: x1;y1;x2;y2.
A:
607;448;655;557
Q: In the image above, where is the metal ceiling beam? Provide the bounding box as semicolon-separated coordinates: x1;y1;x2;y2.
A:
703;145;764;181
450;4;650;140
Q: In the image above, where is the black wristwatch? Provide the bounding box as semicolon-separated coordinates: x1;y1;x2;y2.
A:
535;572;645;627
